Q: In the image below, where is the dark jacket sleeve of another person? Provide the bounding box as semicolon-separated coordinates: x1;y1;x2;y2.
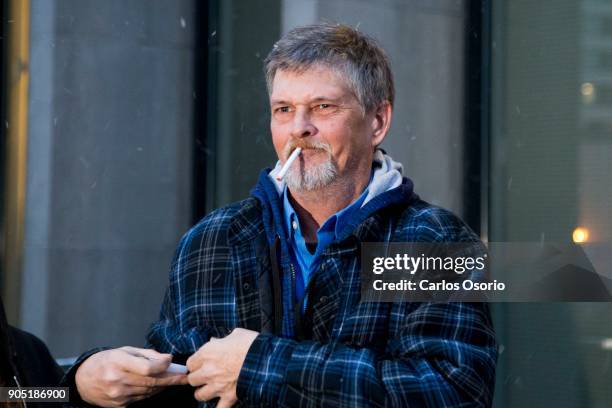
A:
8;326;65;387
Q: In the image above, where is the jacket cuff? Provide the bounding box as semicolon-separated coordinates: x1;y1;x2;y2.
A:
60;347;110;407
236;333;296;405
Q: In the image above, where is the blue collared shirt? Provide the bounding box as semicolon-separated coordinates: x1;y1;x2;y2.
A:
282;183;370;308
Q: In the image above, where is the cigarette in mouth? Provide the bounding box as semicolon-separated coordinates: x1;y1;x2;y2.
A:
276;147;302;181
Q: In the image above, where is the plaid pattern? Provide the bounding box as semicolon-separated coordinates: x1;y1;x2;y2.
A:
146;192;497;407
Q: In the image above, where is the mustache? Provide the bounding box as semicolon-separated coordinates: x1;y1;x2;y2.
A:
282;140;332;159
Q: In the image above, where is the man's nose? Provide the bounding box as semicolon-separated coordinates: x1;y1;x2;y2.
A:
291;109;317;138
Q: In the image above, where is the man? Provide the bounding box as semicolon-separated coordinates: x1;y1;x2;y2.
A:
66;23;497;407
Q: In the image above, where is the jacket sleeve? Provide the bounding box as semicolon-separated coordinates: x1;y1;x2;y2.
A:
145;205;239;357
237;303;497;407
144;224;216;356
236;301;497;407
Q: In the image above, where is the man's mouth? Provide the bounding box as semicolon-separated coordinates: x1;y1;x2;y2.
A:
291;147;320;159
283;141;332;163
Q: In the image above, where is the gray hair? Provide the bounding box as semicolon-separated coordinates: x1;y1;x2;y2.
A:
264;23;394;113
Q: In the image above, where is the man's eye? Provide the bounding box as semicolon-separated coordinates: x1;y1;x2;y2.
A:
276;106;292;113
317;104;331;109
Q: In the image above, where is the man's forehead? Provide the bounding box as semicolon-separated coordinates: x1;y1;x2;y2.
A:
270;65;353;102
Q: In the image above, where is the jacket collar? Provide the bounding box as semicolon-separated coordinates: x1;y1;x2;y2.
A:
250;168;418;247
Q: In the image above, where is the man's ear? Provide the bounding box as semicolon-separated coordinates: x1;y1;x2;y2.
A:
370;101;393;148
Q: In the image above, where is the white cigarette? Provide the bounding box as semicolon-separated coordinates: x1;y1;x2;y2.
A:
166;363;188;374
137;355;188;375
276;147;302;181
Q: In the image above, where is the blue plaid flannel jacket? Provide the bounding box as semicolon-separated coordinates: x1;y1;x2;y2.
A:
145;170;498;407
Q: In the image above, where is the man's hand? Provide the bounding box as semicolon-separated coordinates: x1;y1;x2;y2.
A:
186;328;259;407
75;346;189;407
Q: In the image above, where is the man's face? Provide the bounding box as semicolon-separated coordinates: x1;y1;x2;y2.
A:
269;64;376;192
